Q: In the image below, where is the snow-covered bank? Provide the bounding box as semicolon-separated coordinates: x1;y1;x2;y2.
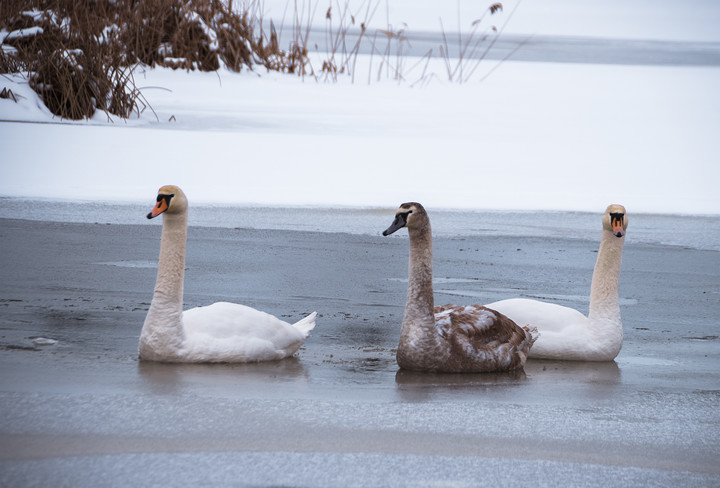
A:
1;0;719;215
2;59;719;215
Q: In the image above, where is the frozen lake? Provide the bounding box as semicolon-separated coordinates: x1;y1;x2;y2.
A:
2;1;719;485
1;214;718;486
2;197;719;251
298;28;720;66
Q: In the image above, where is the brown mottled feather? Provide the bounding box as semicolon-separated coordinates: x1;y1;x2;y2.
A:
430;304;537;372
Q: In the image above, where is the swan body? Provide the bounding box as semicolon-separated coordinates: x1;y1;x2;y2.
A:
140;185;316;363
384;202;537;373
486;204;628;361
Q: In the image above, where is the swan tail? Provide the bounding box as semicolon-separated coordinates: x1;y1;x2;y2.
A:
523;325;540;345
292;312;317;337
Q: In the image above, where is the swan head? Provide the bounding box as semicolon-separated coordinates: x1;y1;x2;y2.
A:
383;202;428;236
147;185;188;219
603;204;628;238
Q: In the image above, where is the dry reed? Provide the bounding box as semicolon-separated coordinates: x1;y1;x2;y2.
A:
1;0;515;120
0;0;318;119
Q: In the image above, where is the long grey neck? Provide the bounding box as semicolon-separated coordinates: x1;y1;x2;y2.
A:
402;223;436;333
588;229;624;330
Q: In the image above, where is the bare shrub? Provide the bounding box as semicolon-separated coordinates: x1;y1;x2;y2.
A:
319;0;379;82
1;0;514;120
0;46;23;73
215;5;255;71
434;1;526;84
1;1;146;119
117;0;174;67
0;0;317;119
32;47;96;119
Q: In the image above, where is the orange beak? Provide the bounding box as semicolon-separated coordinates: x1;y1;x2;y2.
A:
147;197;169;219
611;216;625;237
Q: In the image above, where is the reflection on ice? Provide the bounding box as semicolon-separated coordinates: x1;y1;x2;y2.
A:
391;359;624;399
395;368;527;386
137;357;310;395
616;356;679;367
524;359;621;384
387;278;480;284
97;260;157;268
394;368;528;401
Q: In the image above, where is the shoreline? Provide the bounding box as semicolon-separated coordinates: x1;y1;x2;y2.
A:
2;198;719;251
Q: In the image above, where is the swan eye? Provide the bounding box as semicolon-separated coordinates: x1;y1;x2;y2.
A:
157;193;174;203
398;210;413;225
148;193;175;219
383;209;413;235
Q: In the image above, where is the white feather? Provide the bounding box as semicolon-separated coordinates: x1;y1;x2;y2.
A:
140;186;316;363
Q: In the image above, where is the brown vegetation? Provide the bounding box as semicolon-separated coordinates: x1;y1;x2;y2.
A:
0;0;313;120
1;1;510;119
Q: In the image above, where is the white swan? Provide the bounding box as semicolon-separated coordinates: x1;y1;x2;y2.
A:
486;204;628;361
139;185;316;363
383;202;537;373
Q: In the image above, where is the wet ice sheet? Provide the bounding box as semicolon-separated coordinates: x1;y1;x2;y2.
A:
96;261;157;268
2;451;717;488
2;198;719;251
1;344;718;486
0;215;718;486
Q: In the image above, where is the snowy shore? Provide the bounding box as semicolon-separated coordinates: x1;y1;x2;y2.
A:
2;1;720;215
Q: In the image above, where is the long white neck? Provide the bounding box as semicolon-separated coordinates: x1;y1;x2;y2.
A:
587;228;624;352
140;211;187;358
399;223;442;361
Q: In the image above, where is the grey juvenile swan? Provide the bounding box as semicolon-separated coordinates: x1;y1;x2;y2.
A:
383;202;537;372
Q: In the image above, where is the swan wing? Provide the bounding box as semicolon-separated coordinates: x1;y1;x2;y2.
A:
433;304;534;371
486;298;601;360
180;303;310;362
433;304;503;340
486;298;588;334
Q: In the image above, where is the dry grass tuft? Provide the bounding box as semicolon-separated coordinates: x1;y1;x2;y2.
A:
1;0;514;119
0;87;19;102
0;0;316;119
1;0;148;119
